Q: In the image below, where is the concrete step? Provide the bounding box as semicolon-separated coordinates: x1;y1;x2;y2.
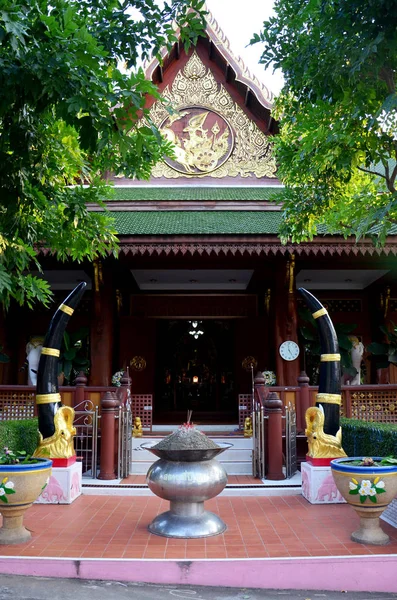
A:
130;434;253;476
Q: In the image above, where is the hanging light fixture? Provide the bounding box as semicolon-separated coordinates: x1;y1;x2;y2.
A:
188;320;204;339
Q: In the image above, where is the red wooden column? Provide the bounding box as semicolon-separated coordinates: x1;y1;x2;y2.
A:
264;391;285;480
297;371;310;432
274;256;300;387
98;391;120;480
90;260;114;386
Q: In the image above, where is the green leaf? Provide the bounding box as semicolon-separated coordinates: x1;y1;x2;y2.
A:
359;495;367;503
369;495;377;503
0;494;8;503
349;488;359;495
4;488;15;495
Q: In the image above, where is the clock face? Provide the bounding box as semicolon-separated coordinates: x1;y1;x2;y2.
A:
279;341;300;361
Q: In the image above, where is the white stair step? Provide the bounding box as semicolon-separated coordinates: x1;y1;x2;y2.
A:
130;434;253;476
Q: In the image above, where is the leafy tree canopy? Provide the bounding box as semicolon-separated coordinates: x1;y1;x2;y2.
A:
0;0;206;309
252;0;397;244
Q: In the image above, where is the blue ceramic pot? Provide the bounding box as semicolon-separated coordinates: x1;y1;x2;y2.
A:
331;457;397;545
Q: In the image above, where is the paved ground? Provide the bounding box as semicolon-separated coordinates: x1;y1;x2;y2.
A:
6;495;397;559
0;577;396;600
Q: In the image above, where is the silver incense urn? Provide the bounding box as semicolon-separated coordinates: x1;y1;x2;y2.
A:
142;443;232;538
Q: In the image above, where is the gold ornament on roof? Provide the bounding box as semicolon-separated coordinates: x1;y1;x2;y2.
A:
149;51;276;179
160;107;233;175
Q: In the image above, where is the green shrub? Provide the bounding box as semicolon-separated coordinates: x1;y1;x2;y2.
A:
0;419;39;456
341;417;397;457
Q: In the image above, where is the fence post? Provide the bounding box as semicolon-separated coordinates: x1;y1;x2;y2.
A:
297;371;310;433
264;391;285;480
74;371;87;408
98;391;120;480
344;388;351;418
119;369;131;406
254;371;267;406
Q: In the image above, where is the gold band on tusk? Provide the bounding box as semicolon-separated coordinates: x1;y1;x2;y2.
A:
316;393;342;406
312;308;328;319
320;353;341;362
59;304;74;316
41;348;60;357
36;393;62;405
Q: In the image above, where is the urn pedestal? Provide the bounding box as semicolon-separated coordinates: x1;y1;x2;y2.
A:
0;458;52;544
331;457;397;545
143;443;231;538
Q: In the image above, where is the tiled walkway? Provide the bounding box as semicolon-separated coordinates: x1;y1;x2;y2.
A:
3;494;397;559
121;475;262;485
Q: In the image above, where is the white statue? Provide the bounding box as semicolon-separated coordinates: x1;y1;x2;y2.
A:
26;337;44;386
347;336;365;386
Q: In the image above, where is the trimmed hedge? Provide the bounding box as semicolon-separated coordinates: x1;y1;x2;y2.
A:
0;419;39;456
341;417;397;458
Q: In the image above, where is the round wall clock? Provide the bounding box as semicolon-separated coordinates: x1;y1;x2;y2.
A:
279;341;300;361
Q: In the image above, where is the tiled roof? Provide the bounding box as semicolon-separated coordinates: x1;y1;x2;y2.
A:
106;187;283;202
112;211;282;235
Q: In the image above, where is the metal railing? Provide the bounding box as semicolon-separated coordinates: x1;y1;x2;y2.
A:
284;402;297;479
74;399;100;478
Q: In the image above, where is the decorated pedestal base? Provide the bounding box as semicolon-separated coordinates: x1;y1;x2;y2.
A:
301;461;345;504
35;461;82;505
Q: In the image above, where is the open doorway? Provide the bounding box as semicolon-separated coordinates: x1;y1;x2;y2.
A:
154;319;236;424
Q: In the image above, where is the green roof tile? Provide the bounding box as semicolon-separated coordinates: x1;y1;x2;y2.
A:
106;187;282;202
112;211;283;235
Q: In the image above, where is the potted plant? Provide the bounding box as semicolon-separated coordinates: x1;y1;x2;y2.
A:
298;306;358;384
58;327;90;385
367;323;397;371
330;456;397;545
0;447;52;544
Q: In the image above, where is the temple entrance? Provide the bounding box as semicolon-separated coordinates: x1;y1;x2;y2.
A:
154;319;236;424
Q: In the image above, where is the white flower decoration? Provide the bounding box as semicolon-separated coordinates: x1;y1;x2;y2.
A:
359;487;368;496
0;489;6;496
376;480;385;489
349;481;358;490
360;480;372;491
368;488;376;496
4;481;14;489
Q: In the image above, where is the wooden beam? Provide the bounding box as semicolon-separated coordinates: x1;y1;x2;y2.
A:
208;40;213;60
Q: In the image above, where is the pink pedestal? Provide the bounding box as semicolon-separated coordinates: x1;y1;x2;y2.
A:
35;462;82;505
301;461;345;504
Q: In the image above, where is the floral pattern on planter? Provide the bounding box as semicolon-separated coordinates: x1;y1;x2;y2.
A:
0;477;16;503
349;476;386;503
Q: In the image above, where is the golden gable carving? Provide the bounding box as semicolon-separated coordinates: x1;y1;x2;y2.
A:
150;52;277;179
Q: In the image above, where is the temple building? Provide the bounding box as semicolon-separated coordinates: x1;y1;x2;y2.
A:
3;11;397;428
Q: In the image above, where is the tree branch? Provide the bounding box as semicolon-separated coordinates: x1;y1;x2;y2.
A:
357;166;387;180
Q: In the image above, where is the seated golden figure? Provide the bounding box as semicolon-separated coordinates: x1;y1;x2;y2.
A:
244;416;253;438
133;417;143;438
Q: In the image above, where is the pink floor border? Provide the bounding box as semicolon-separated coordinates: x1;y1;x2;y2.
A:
0;555;396;592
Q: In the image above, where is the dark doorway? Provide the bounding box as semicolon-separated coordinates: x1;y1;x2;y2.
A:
154;319;236;424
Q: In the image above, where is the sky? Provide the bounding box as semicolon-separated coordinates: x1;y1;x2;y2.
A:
205;0;284;96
